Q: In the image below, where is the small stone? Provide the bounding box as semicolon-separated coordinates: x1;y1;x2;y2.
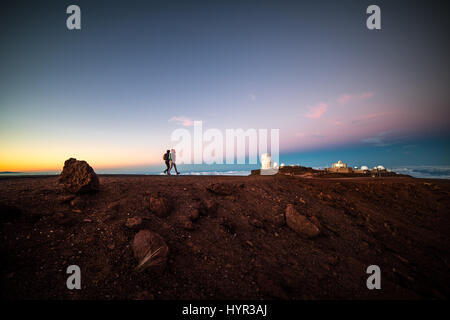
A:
125;217;143;228
183;220;194;230
58;195;76;204
70;197;84;207
86;237;95;243
249;218;264;228
189;209;200;221
149;193;170;217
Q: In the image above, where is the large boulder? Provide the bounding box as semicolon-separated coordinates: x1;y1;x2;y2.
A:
285;204;320;238
58;158;99;194
132;230;169;273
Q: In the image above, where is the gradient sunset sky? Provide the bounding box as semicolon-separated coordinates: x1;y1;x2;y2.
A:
1;0;449;172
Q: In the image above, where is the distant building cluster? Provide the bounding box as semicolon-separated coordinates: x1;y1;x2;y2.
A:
326;160;387;174
257;154;390;177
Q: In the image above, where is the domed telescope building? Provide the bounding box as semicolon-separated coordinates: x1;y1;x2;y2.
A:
327;160;353;173
260;153;278;175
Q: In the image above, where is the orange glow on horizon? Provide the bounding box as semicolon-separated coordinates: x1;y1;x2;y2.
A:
0;159;162;173
0;153;162;173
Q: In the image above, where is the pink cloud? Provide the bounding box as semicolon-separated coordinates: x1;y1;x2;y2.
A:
168;116;194;127
337;92;375;105
305;102;328;119
337;94;352;105
360;92;374;99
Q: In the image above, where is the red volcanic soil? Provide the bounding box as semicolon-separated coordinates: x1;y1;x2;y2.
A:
1;174;449;299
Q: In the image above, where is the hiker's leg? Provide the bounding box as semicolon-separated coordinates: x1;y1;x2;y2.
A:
165;161;170;174
173;163;179;174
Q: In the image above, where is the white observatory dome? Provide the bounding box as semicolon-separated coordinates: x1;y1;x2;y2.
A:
377;165;385;170
261;153;273;169
360;166;369;170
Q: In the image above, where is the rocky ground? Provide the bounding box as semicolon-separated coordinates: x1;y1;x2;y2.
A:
1;174;449;299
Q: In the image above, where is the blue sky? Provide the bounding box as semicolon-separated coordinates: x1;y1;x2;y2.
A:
0;0;449;172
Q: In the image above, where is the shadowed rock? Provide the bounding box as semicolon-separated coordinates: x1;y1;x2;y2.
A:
149;193;170;217
58;158;99;194
285;204;320;238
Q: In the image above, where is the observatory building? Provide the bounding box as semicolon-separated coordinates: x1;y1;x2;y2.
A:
354;165;370;173
332;160;347;169
327;160;353;173
259;153;278;175
260;153;273;169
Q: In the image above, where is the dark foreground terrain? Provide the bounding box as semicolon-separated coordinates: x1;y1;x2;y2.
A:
1;174;449;299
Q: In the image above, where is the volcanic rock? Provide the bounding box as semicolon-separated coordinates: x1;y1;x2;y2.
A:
200;199;218;215
285;204;320;238
189;208;200;221
70;197;84;208
132;230;169;273
183;220;194;230
58;194;76;204
125;217;142;228
149;193;170;217
58;158;99;194
206;183;234;195
249;218;264;228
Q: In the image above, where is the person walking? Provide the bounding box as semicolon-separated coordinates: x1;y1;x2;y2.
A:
163;150;171;175
169;148;180;175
